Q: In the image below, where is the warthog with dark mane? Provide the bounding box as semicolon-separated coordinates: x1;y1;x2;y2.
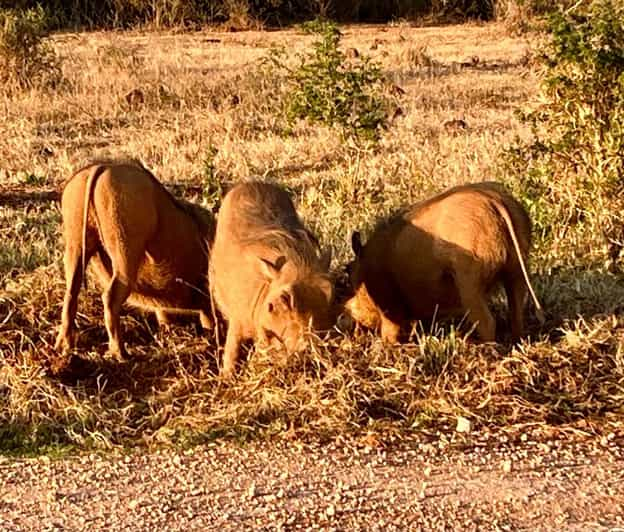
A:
345;182;544;343
55;159;215;365
210;181;334;377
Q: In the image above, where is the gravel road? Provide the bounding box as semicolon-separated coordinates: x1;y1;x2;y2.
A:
1;435;623;531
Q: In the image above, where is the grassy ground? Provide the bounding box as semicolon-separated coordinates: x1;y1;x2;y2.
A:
1;22;623;453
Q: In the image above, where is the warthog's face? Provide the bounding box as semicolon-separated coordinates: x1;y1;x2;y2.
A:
257;255;333;353
343;231;382;330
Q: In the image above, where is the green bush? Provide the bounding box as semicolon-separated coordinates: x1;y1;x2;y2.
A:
270;19;390;144
0;6;61;90
505;0;624;270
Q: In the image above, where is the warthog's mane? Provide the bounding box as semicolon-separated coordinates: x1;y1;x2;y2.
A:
367;205;413;240
229;189;322;271
246;226;321;267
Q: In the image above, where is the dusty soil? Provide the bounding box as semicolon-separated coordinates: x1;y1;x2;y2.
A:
1;435;622;531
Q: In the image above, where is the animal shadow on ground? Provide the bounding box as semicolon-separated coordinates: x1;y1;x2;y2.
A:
533;266;624;341
50;308;224;389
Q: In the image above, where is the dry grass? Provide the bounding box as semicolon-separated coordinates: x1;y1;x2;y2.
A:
1;22;623;452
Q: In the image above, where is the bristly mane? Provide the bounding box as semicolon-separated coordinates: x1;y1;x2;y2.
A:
234;182;325;272
246;226;322;269
367;205;412;239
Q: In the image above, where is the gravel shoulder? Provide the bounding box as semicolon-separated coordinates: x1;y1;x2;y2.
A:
1;436;623;531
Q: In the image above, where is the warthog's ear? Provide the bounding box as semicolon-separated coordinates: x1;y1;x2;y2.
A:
281;290;294;310
351;231;363;256
259;255;287;280
320;247;332;271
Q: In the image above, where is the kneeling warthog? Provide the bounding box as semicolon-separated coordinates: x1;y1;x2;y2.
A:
344;182;544;343
210;182;334;377
55;159;215;364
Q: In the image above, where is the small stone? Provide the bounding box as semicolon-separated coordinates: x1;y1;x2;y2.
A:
502;460;513;474
128;499;140;510
456;416;472;434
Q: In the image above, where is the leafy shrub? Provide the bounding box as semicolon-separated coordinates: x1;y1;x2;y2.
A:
0;6;61;90
270;19;390;144
504;0;624;270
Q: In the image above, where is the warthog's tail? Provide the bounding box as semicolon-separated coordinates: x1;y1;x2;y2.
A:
493;202;545;324
81;165;106;289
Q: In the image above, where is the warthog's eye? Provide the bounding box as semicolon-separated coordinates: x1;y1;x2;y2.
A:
268;292;293;314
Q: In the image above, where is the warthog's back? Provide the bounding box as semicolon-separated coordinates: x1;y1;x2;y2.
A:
62;160;213;311
403;182;530;259
354;182;533;323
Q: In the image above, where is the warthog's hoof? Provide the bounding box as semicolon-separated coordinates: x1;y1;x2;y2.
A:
54;333;75;354
219;365;236;381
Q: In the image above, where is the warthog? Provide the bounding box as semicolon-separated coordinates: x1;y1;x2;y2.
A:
55;159;215;364
210;182;334;377
344;182;544;343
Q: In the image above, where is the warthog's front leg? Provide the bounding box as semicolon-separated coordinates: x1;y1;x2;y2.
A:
155;309;174;331
221;322;243;378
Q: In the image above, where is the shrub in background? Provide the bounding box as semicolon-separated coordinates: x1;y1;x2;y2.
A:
505;0;624;270
0;5;61;90
270;19;389;144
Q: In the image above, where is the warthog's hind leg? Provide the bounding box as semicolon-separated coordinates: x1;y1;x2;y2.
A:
456;271;496;342
55;244;94;355
103;276;132;361
504;272;528;342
